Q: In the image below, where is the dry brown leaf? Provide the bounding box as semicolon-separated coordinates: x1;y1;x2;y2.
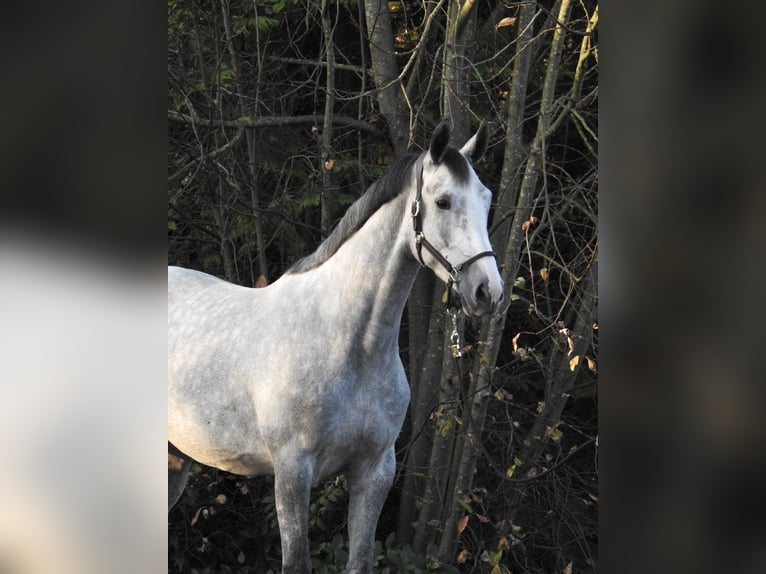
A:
457;549;468;564
521;216;539;231
457;514;469;533
569;355;580;371
496;16;517;28
511;332;521;353
521;216;538;232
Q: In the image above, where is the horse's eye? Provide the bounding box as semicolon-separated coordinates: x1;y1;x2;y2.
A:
435;197;451;210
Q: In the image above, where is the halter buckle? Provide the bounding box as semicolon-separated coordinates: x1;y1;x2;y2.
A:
410;199;420;218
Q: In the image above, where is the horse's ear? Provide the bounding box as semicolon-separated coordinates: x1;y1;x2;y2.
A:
429;121;451;163
460;121;489;164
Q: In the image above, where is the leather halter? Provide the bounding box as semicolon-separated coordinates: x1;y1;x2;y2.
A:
410;160;496;305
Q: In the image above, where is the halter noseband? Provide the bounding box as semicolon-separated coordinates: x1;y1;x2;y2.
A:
410;161;496;303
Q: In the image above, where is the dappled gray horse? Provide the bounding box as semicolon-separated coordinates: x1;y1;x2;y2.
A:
168;122;504;573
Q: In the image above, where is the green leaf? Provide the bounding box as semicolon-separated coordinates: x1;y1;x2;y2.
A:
439;418;453;437
506;456;523;478
298;193;321;209
455;497;473;513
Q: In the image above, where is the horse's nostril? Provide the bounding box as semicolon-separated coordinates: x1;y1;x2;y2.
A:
476;283;490;305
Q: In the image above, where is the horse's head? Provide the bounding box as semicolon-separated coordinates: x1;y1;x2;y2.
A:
409;121;504;317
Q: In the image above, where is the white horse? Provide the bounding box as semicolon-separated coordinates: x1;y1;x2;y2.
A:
168;122;504;573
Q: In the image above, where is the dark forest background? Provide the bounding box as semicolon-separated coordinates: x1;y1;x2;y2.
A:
167;1;598;572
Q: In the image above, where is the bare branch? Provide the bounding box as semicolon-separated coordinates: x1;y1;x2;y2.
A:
167;110;386;140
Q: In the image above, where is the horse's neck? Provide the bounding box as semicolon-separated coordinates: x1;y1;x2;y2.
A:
310;192;419;350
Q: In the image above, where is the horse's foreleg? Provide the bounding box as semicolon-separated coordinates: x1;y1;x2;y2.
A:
274;455;313;574
345;448;396;574
168;443;192;511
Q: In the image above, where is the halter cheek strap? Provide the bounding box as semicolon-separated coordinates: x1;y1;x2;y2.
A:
410;161;496;299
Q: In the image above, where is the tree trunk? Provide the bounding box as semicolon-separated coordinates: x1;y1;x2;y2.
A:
438;0;576;558
441;0;476;139
397;274;442;542
320;0;336;237
362;0;410;155
488;0;537;256
412;311;464;554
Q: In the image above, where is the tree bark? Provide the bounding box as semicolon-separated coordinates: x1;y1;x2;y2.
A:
412;312;464;554
489;1;538;255
441;0;476;140
320;0;336;238
362;0;410;155
397;273;441;542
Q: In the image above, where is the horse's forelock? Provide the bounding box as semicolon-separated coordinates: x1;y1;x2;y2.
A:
438;147;471;184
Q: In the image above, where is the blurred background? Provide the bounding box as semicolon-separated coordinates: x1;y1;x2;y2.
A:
0;2;166;573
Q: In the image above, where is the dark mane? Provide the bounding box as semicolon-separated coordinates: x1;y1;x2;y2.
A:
285;146;472;274
286;152;420;274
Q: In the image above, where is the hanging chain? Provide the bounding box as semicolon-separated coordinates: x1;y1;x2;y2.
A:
448;309;462;358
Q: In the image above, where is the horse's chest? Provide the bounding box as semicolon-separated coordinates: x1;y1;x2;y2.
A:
312;373;409;476
338;378;408;443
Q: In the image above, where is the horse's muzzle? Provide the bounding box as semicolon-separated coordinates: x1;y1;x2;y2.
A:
457;273;504;317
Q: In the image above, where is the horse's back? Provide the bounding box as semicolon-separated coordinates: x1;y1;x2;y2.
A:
168;265;253;364
168;265;230;300
168;265;249;326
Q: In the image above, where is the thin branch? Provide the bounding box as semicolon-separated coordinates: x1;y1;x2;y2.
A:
265;55;371;76
485;431;596;484
168;127;245;184
167;110;385;140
